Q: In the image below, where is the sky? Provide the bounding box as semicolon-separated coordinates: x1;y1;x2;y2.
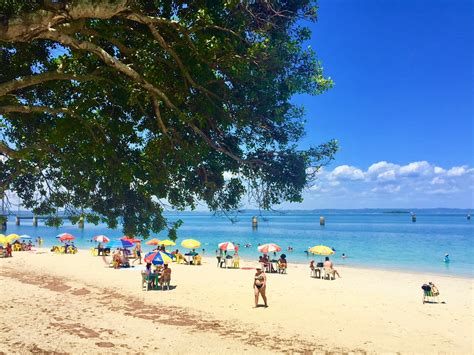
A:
282;0;473;209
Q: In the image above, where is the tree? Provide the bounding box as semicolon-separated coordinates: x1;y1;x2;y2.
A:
0;0;337;238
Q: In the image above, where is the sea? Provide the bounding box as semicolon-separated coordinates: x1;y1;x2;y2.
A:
3;209;473;277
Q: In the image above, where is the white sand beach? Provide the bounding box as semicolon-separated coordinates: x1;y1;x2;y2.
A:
0;249;472;354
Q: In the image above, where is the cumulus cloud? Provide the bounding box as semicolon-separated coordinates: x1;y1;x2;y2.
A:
305;160;473;208
446;166;470;177
328;165;364;181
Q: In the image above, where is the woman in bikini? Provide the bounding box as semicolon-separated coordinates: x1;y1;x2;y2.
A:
253;267;268;308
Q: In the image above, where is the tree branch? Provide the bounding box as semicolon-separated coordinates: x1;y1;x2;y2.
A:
0;71;103;97
0;105;70;115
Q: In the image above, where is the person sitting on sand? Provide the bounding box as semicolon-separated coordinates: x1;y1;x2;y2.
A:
323;256;341;278
159;264;171;287
112;249;122;269
253;267;268;308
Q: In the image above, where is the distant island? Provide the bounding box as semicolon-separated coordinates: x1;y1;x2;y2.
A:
383;211;410;214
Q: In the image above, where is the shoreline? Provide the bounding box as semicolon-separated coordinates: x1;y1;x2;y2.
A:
63;247;474;280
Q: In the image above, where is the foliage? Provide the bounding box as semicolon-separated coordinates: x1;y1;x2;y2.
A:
0;0;337;239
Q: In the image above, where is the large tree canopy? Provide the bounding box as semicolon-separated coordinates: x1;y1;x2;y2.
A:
0;0;337;238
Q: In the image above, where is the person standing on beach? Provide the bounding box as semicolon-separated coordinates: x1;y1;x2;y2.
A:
253;267;268;308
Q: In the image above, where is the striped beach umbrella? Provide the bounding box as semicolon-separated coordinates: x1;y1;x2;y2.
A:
93;235;110;243
257;243;281;254
218;241;238;252
144;251;173;265
57;233;75;242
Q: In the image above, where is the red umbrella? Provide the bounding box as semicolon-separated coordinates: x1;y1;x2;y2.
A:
57;233;75;242
121;236;141;243
93;235;110;243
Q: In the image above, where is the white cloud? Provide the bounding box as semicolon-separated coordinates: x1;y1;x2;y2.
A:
377;170;396;181
399;161;433;177
304;160;473;208
446;166;469;177
434;166;446;174
328;165;364;181
430;176;445;185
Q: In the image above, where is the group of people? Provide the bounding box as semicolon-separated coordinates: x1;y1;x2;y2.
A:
144;262;171;289
258;253;287;273
309;257;341;278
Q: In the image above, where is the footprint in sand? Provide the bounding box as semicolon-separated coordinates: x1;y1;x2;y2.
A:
95;342;115;348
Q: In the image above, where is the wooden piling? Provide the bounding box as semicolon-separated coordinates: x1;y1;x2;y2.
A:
33;216;38;227
78;216;84;229
15;216;20;226
412;214;416;222
252;216;258;228
320;216;325;226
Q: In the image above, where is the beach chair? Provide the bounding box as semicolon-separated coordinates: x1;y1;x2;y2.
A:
323;267;336;280
194;255;202;265
141;272;155;291
278;262;287;274
160;274;171;290
422;283;440;303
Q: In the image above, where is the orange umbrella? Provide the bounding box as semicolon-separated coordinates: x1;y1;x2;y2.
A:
145;238;161;246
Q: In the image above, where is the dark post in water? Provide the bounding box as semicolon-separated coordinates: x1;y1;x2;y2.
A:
15;216;20;226
33;216;38;227
78;216;84;229
252;216;258;229
412;214;416;222
320;216;325;226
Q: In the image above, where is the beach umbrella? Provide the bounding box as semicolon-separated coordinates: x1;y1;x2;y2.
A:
107;239;134;249
121;236;142;243
93;235;110;243
308;245;334;256
19;234;32;240
218;241;238;252
145;238;161;246
57;233;75;242
144;251;173;265
257;243;281;254
6;233;20;241
181;239;201;249
158;239;176;247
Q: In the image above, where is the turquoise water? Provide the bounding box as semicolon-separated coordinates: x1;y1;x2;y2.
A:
3;211;473;277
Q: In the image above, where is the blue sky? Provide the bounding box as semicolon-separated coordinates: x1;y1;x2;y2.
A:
283;0;473;209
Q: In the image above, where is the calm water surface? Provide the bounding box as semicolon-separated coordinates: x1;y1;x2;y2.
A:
4;211;473;277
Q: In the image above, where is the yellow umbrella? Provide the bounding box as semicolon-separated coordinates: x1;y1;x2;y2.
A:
181;239;201;249
6;233;20;242
159;239;176;247
0;236;7;245
308;245;335;256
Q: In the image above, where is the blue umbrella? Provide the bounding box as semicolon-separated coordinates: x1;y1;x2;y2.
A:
107;239;134;249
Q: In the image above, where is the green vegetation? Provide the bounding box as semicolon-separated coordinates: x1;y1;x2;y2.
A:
0;0;337;238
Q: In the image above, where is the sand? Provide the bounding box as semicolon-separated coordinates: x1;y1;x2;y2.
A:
0;248;472;354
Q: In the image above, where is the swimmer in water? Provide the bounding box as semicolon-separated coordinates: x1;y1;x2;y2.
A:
444;254;450;263
341;253;347;259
